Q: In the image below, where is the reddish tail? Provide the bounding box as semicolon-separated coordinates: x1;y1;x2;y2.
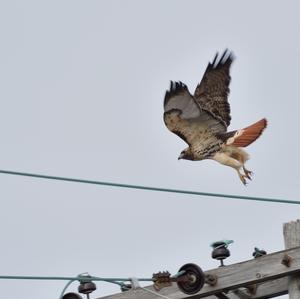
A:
231;118;267;147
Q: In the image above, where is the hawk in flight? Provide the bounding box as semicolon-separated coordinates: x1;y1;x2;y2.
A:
163;50;267;185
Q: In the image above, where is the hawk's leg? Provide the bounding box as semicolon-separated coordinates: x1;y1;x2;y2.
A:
212;152;249;185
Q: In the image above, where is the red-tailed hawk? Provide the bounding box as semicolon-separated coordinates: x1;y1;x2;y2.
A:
164;50;267;185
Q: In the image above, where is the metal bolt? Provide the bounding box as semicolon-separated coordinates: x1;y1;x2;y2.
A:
281;254;292;267
205;274;218;286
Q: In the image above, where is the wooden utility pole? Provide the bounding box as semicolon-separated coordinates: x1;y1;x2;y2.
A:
284;220;300;299
91;220;300;299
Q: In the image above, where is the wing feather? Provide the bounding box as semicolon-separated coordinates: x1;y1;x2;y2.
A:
194;49;235;127
164;81;226;146
164;81;200;120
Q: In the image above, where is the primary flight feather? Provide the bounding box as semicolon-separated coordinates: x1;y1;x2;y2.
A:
163;50;267;185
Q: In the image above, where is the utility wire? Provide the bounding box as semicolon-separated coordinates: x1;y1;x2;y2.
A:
0;274;171;299
0;169;299;205
0;275;152;282
0;274;153;299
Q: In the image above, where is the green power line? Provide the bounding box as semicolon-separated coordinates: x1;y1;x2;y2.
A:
0;169;299;205
0;275;152;282
0;274;153;299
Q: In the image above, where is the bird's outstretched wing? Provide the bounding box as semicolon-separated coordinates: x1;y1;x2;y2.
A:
164;81;226;146
194;49;234;128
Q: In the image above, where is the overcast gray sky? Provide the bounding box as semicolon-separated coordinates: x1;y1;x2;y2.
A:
0;1;299;298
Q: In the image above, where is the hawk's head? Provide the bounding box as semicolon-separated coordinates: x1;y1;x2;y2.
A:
178;148;194;161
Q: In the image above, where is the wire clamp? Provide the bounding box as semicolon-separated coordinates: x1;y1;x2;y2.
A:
129;277;141;289
153;271;172;290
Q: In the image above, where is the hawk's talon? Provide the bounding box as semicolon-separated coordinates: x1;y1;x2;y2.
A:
246;171;253;180
238;174;247;185
243;167;253;180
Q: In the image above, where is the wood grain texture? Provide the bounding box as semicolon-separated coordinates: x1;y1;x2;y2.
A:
97;245;300;299
97;277;288;299
283;220;300;299
192;246;300;298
